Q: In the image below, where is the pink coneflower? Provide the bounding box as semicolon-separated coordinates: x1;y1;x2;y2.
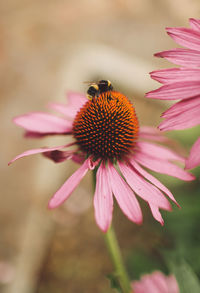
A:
146;18;200;171
9;81;194;232
131;271;179;293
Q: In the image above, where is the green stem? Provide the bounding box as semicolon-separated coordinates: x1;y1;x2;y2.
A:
104;226;131;293
93;169;132;293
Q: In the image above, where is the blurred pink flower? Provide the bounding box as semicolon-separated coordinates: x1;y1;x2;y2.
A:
132;271;179;293
146;18;200;170
9;89;194;232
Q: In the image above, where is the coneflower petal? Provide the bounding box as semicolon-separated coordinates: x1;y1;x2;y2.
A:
185;137;200;169
13;112;73;134
107;162;143;224
48;157;94;209
94;162;113;232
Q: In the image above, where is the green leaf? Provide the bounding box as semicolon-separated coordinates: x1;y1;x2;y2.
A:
107;273;122;293
167;259;200;293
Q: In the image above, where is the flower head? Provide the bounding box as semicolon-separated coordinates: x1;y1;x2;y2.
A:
9;81;194;232
146;18;200;170
131;271;179;293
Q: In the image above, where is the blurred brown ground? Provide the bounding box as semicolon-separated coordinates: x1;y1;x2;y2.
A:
1;1;200;293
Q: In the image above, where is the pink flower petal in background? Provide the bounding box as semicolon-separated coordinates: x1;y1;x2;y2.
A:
94;162;113;232
155;49;200;67
190;18;200;30
132;271;179;293
146;18;200;171
185;137;200;169
159;107;200;131
13;112;73;134
167;27;200;51
107;162;143;224
146;81;200;100
150;68;200;84
162;97;200;118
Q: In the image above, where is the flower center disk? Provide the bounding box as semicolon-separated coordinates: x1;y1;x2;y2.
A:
73;91;139;160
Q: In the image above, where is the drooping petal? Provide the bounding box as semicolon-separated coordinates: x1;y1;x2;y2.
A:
48;157;92;209
150;68;200;84
136;141;185;163
24;131;49;138
48;92;87;119
14;112;73;134
154;48;200;67
130;160;179;206
134;152;195;181
8;144;71;165
43;150;84;164
162;96;200;118
166;27;200;51
185;137;200;169
149;204;164;225
146;81;200;100
107;162;143;224
118;161;171;210
189;18;200;31
159;105;200;130
94;162;113;232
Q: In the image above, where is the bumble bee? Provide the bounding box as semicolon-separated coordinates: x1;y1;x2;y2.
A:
86;80;113;100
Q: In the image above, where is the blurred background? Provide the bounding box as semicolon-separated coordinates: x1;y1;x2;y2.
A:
1;1;200;292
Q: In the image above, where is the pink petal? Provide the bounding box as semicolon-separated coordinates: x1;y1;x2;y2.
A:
134;152;195;181
136;141;185;163
107;162;143;224
185;137;200;169
146;81;200;100
8;144;70;165
151;272;173;292
48;157;92;209
130;160;179;206
167;275;180;293
118;161;171;210
94;162;113;232
13;112;73;134
167;27;200;51
149;204;164;225
189;18;200;31
139;127;169;142
162;96;200;118
154;48;200;67
48;92;87;119
159;106;200;131
150;68;200;84
132;272;179;293
134;273;163;293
